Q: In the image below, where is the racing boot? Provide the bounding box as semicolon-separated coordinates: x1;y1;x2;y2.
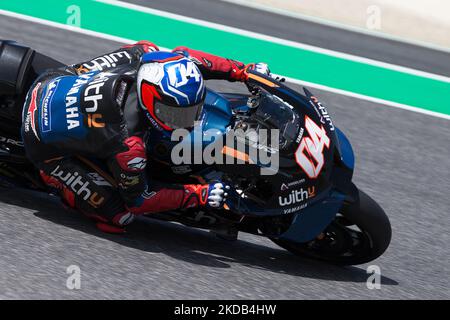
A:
40;171;134;234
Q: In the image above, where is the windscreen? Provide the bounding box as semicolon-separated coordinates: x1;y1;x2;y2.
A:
254;94;301;150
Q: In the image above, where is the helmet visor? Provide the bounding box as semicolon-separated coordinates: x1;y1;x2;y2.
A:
154;100;203;129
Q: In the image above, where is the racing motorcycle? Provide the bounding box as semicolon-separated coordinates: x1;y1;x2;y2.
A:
0;40;391;265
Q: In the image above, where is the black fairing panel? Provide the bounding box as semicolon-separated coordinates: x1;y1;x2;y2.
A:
0;40;35;95
0;40;65;95
0;40;65;136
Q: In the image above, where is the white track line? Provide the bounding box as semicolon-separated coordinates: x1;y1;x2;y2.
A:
0;9;135;44
220;0;450;55
276;75;450;120
0;9;449;120
97;0;450;83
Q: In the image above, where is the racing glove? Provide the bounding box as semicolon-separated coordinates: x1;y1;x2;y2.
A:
235;62;271;81
180;182;231;210
251;62;271;76
207;182;230;208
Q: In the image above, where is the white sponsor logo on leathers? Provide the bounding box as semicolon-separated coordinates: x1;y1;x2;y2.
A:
127;157;147;170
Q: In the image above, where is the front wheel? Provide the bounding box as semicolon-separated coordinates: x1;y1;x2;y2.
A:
271;189;391;265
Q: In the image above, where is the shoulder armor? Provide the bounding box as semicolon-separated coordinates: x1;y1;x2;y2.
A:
80;71;134;125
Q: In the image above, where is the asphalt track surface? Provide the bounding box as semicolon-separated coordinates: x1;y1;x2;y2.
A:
0;5;449;299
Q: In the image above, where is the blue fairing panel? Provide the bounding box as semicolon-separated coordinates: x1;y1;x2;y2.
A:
335;127;355;170
204;90;232;115
201;89;232;133
279;191;346;243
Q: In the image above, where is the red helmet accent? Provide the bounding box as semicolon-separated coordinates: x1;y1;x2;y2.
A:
140;82;173;131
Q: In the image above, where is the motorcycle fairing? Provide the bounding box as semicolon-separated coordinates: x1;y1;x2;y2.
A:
278;190;346;243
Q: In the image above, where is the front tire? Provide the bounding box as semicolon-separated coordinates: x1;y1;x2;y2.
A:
271;189;391;265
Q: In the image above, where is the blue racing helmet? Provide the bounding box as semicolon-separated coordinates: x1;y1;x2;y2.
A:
137;51;206;131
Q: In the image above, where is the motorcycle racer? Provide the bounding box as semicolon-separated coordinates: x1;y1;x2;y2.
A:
21;40;270;233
